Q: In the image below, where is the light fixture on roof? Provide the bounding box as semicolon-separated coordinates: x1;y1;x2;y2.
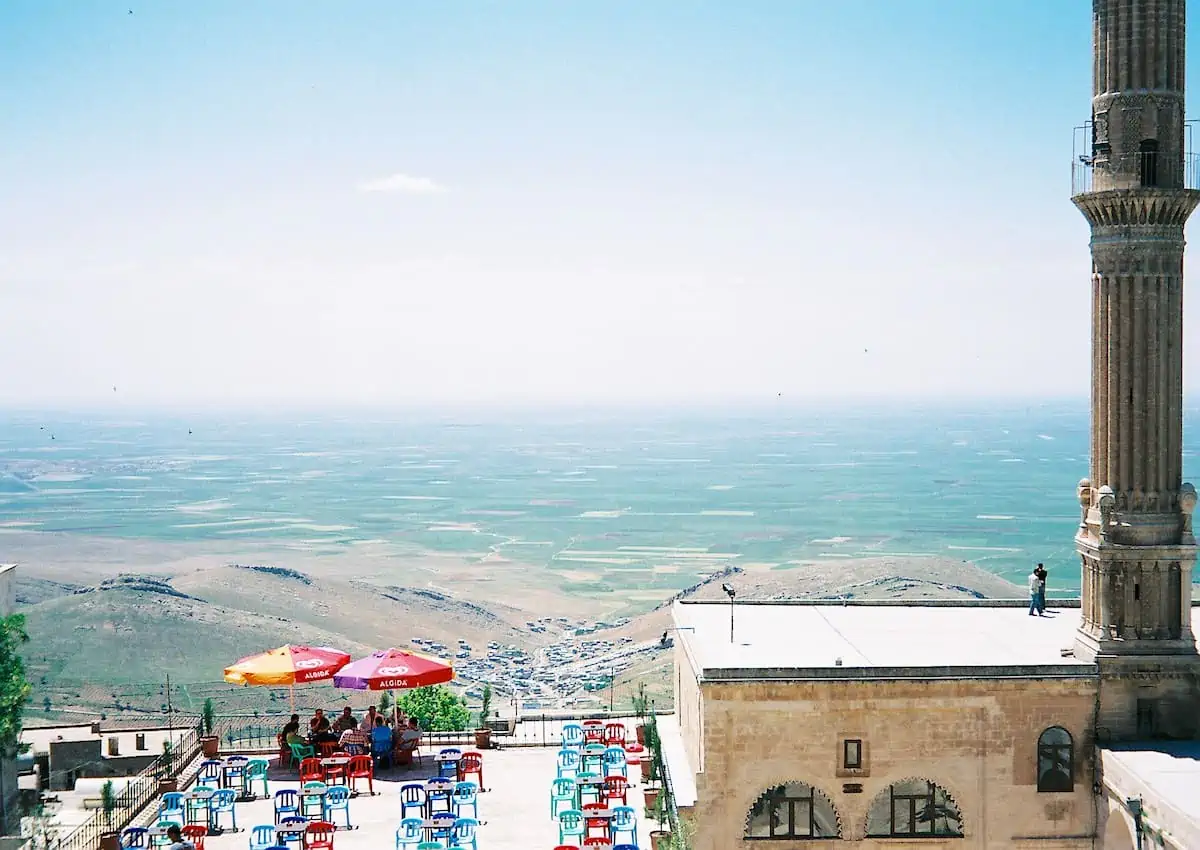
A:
722;583;736;643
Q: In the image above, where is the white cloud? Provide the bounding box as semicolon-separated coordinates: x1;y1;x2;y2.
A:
357;173;447;195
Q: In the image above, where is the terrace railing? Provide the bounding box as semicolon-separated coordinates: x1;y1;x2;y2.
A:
1071;151;1200;196
56;722;202;850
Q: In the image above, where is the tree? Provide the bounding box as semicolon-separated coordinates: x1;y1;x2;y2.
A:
201;698;215;735
396;686;470;732
0;614;31;834
377;691;393;714
42;696;51;714
477;684;492;729
100;780;116;826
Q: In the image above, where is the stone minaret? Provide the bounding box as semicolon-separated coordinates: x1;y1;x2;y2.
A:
1073;0;1200;739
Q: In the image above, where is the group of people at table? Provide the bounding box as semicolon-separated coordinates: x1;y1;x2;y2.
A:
281;706;423;767
549;720;642;850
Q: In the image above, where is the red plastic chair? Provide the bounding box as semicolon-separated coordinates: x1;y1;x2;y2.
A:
299;757;324;783
553;846;581;850
583;726;605;745
457;750;484;790
583;839;612;848
302;821;335;850
582;802;608;840
317;741;339;758
181;825;207;850
603;775;628;805
603;722;626;747
347;754;374;795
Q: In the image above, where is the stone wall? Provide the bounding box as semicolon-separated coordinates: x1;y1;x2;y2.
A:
686;675;1099;849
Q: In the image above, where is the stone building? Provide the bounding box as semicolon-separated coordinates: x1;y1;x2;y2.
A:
661;1;1200;846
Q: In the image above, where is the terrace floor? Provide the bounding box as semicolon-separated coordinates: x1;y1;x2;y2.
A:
155;748;655;850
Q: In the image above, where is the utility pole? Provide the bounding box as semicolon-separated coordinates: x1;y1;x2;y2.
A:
608;666;615;714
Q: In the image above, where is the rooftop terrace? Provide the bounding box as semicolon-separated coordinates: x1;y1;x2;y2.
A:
672;599;1135;680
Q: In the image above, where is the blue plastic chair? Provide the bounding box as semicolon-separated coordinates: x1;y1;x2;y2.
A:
198;760;222;786
613;845;640;850
121;827;148;849
562;723;585;749
451;781;477;820
603;746;628;779
399;783;426;820
249;825;276;850
395;818;423;850
428;813;456;843
223;756;249;795
159;793;185;823
437;748;461;780
558;809;585;845
426;782;453;816
323;786;352;829
273;790;299;825
550;777;575;818
556;748;581;779
211;789;238;832
610;805;638;845
276;818;307;850
185;790;212;827
151;822;180;850
448;817;477;850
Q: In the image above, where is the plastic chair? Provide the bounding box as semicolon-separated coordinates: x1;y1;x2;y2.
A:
602;746;627;779
223;757;248;795
395;818;423;850
613;845;640;850
603;775;629;806
211;789;238;832
184;792;211;827
249;825;277;850
273;790;299;824
301;821;335;850
550;777;575;818
437;748;461;780
323;757;347;788
426;782;453;816
552;846;582;850
300;783;327;819
289;742;316;764
317;742;339;758
299;758;325;784
451;781;477;820
609;806;637;845
561;723;585;749
399;783;426;820
276;818;307;850
394;737;422;767
448;818;477;850
603;722;626;747
347;754;374;795
556;748;581;779
182;825;208;850
558;809;585;845
428;813;456;843
159;793;185;823
120;827;148;849
457;751;483;790
246;759;270;798
584;839;613;848
414;844;444;850
198;760;222;786
323;787;351;829
151;822;181;850
583;802;608;839
581;743;605;774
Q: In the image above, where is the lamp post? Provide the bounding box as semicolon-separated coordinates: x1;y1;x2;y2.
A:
722;583;736;643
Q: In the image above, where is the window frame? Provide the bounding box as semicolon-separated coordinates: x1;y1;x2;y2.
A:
843;739;863;770
1036;726;1074;793
745;781;839;840
866;779;963;838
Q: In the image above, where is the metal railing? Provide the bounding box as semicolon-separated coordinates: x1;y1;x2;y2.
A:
56;723;202;850
1071;151;1200;195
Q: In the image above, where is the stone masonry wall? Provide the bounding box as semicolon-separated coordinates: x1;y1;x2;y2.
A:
689;677;1099;849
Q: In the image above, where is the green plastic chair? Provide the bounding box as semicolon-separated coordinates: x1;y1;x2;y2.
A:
558;808;585;845
550;776;575;818
246;759;269;798
288;741;315;763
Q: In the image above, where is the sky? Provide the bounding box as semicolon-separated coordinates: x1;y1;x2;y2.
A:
1;0;1195;409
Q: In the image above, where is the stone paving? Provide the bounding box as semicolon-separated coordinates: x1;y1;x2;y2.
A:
174;748;654;850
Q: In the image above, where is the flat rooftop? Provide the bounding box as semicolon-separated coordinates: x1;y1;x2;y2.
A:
672;600;1124;679
1102;742;1200;849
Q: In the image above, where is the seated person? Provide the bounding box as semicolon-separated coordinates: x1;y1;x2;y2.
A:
358;705;377;732
339;722;369;755
370;716;394;766
309;709;338;745
165;825;195;850
399;717;421;743
333;705;358;733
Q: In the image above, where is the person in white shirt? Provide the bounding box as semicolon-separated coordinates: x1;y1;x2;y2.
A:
1028;567;1042;617
166;825;194;850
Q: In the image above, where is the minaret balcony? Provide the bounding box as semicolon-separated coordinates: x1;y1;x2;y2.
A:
1071;151;1200;198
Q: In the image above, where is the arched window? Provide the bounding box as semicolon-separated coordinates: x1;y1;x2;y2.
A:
1139;139;1160;187
866;779;963;838
745;781;840;840
1037;727;1074;792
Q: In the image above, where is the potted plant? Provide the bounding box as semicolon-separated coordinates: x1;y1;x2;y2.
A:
200;698;220;757
632;682;649;745
640;713;660;784
98;780;120;850
157;741;177;794
648;782;672;850
473;684;492;750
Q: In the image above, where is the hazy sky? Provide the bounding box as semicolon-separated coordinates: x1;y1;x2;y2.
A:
2;1;1196;408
